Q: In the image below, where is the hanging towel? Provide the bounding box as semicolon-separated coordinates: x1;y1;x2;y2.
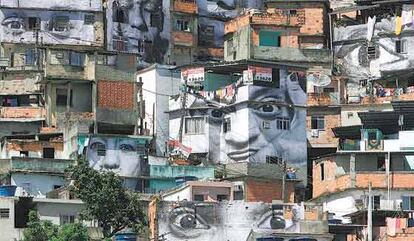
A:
387;217;397;236
400;218;407;229
367;16;376;41
395;16;402;35
402;5;414;25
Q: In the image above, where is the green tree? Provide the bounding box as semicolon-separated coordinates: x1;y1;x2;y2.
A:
66;160;147;238
23;210;88;241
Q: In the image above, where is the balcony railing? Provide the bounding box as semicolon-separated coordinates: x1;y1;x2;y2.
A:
253;47;332;65
10;157;74;174
173;0;197;14
0;107;45;119
307;92;340;106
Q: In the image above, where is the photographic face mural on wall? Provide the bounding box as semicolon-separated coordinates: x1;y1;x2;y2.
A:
79;136;148;178
334;16;414;100
0;9;99;45
107;0;169;65
157;201;304;241
201;69;307;180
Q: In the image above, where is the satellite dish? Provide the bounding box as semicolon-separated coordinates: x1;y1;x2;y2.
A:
307;73;331;87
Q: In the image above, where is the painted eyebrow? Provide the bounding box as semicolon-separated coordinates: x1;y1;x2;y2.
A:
89;138;106;145
249;87;284;101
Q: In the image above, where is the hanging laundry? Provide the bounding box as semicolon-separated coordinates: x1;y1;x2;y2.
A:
395;16;402;35
398;218;407;230
402;4;414;25
367;16;376;42
408;218;414;228
387;217;397;236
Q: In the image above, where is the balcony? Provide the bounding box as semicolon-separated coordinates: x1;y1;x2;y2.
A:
313;172;414;198
172;31;194;47
251;10;305;27
172;0;197;14
307;92;340;106
0;107;45;119
10;157;74;174
150;165;215;179
252;47;332;66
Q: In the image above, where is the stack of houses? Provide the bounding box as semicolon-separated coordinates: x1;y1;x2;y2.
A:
0;0;413;240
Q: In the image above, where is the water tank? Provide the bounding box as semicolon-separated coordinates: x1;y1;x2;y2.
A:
114;232;137;241
0;185;17;197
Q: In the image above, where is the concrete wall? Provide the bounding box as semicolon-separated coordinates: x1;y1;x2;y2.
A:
11;173;65;198
0;197;23;241
36;200;84;225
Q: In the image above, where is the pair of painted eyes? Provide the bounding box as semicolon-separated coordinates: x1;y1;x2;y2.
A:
210;105;279;118
89;142;136;152
2;18;25;30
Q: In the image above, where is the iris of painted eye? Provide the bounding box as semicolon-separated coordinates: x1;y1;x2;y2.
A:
180;214;197;229
119;144;134;151
10;22;21;29
262;105;274;112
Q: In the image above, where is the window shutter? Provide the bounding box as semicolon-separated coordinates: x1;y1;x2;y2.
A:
402;196;410;210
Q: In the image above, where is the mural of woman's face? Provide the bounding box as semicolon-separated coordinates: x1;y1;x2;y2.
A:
87;137;142;177
224;72;306;165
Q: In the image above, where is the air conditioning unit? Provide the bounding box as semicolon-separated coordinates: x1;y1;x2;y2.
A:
311;129;319;138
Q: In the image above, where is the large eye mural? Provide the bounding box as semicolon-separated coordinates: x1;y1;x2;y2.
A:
2;16;25;35
168;207;211;238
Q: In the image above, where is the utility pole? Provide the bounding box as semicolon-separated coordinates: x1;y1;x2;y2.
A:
178;77;188;142
137;77;144;135
281;160;287;203
368;182;373;241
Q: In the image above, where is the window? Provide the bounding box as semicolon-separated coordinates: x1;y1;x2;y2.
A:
311;116;325;130
60;214;75;225
56;88;72;107
266;155;283;165
96;143;106;156
150;13;162;28
112;2;128;23
199;25;215;46
27;17;40;30
323;87;335;93
402;196;414;210
373;195;380;209
217;195;228;201
51;16;69;32
175;19;191;32
377;155;385;171
0;209;9;219
24;49;36;66
223;118;231;133
276;117;290;130
396;39;407;54
84;15;95;25
289;9;297;15
193;194;204;201
320;163;325;181
137;39;145;53
69;51;85;67
53;185;62;190
259;31;281;47
113;36;128;51
367;45;378;59
20;151;29;157
43;148;55;158
185;117;205;134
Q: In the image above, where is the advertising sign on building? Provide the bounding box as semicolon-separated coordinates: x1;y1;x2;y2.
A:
248;66;272;82
167;140;192;158
181;67;205;85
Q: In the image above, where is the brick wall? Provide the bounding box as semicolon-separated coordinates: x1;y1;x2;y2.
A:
97;80;135;110
246;179;295;203
312;159;351;198
224;14;251;34
173;0;197;14
0;107;45;118
172;31;194;47
6;141;64;152
251;10;304;26
300;8;324;35
307;114;340;147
